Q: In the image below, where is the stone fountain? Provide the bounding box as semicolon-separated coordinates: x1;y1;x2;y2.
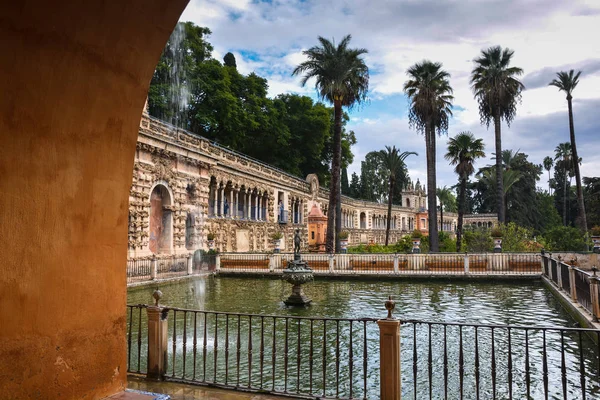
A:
282;229;313;306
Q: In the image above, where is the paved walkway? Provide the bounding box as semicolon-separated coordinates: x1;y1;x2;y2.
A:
127;376;286;400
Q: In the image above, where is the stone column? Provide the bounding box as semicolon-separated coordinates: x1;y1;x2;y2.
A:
569;266;577;301
378;296;401;400
219;186;224;216
590;268;600;322
187;253;193;275
236;189;240;219
245;192;250;219
393;254;399;274
212;183;218;217
329;253;335;273
230;189;234;218
215;253;221;271
464;252;469;274
147;290;168;380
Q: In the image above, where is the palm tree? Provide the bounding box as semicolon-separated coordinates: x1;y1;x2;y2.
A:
404;61;454;252
479;168;522;220
549;70;587;235
378;146;417;245
436;187;454;233
293;35;369;253
471;46;524;224
543;156;553;194
445;132;486;251
555;142;573;226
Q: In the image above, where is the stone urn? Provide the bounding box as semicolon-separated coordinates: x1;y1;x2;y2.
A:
207;239;215;250
493;237;503;253
591;230;600;254
340;238;348;253
412;238;421;254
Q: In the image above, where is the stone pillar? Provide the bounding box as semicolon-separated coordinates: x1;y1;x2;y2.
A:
236;189;240;219
212;183;217;217
147;290;168;380
215;253;221;272
569;266;577;302
269;253;275;272
377;296;401;400
245;192;250;219
393;254;399;274
557;261;563;288
150;255;157;280
329;253;335;273
187;253;193;275
219;186;224;216
464;252;469;274
230;189;234;218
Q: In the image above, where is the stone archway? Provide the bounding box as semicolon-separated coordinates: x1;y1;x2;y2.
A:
1;2;189;398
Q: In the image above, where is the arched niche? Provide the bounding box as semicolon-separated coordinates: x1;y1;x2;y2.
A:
149;183;173;254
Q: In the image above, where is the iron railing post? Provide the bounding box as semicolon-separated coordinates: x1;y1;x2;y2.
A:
150;255;157;280
147;290;168;380
377;296;401;400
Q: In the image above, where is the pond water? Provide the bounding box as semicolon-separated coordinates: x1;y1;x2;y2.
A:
128;276;579;327
127;277;599;399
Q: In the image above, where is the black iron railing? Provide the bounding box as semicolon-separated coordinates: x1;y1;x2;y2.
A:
157;256;188;275
127;304;600;399
551;258;559;285
560;261;571;292
127;259;152;283
575;268;594;315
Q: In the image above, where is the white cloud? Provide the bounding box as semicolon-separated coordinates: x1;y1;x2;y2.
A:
178;0;600;191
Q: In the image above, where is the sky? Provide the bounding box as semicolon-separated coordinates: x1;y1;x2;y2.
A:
179;0;600;191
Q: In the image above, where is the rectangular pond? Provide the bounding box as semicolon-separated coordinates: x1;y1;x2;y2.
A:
127;276;600;399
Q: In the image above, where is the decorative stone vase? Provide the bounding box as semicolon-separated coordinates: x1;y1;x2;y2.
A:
493;237;502;253
592;236;600;254
340;239;348;253
273;239;281;253
412;238;421;254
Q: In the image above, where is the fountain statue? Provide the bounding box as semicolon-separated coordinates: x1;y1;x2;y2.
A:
282;229;313;306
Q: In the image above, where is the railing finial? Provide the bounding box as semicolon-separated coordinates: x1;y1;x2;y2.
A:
592;266;598;277
153;289;163;307
385;295;395;319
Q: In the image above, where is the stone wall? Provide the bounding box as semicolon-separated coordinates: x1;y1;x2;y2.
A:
129;114;496;256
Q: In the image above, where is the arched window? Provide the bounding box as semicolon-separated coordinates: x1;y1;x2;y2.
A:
406;198;411;208
149;183;173;254
360;212;366;229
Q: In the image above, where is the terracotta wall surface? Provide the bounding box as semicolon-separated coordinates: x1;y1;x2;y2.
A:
0;1;187;399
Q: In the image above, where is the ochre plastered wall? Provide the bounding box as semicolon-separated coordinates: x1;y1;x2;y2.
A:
0;1;187;398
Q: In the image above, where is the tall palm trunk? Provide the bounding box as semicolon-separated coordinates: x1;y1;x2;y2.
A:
567;95;588;235
456;176;467;252
439;205;443;232
326;100;342;253
427;122;439;252
385;177;394;246
494;110;505;223
563;165;568;226
548;169;551;195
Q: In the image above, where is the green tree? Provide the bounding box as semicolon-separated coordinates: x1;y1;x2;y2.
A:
445;131;486;251
358;151;387;202
554;142;573;226
544;226;586;251
223;52;237;68
436;186;455;233
378;146;417;245
293;35;369;253
584;177;600;228
543;156;553;194
549;70;587;237
349;172;361;198
471;46;524;224
404;61;454;251
341;167;350;195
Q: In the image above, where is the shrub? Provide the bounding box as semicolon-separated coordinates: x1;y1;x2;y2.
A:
206;232;216;240
543;226;587;251
270;231;283;241
463;228;493;252
500;222;545;252
590;226;600;236
411;229;423;239
338;231;349;239
490;226;503;238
